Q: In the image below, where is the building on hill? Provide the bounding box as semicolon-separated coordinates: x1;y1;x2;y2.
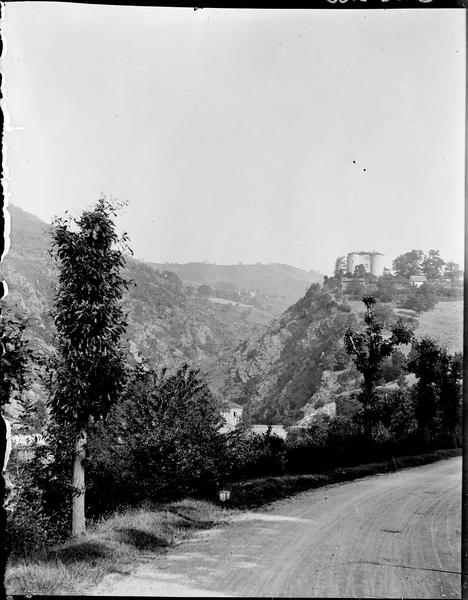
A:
220;400;243;433
347;251;385;277
409;275;427;287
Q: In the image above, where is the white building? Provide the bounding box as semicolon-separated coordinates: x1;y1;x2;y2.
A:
220;400;243;433
409;275;427;287
347;251;385;277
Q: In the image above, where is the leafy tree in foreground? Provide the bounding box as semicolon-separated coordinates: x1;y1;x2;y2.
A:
49;197;130;536
407;338;462;448
343;295;414;436
437;350;462;448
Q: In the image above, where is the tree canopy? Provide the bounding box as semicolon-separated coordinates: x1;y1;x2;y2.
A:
49;197;130;429
392;250;424;279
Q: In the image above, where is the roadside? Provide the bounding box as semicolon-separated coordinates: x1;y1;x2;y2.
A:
5;499;237;595
88;456;461;598
5;448;461;596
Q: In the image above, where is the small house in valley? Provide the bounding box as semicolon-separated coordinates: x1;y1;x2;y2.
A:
409;275;427;287
220;400;243;433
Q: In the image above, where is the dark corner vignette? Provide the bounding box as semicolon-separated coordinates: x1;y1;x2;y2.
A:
1;2;10;598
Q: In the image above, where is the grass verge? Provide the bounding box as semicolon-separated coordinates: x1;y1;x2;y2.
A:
5;499;237;596
226;448;462;509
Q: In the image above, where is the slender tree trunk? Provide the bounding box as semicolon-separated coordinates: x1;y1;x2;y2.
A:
72;428;87;537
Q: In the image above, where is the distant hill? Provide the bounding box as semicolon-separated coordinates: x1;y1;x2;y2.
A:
149;262;323;315
0;206;267;392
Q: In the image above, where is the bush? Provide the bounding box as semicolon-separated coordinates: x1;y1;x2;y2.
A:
221;428;286;483
402;283;437;313
85;365;226;515
7;453;70;557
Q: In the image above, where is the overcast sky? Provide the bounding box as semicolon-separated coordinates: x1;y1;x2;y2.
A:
2;4;465;274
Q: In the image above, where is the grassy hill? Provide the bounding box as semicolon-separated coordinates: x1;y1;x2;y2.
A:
346;298;463;354
415;301;463;354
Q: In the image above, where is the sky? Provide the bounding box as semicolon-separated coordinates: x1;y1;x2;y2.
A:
2;4;465;275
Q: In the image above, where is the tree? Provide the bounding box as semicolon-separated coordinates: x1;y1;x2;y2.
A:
406;337;441;448
437;351;462;448
86;364;225;512
0;308;33;597
402;282;437;314
392;250;424;279
343;295;414;435
344;279;366;300
444;261;463;283
421;249;444;280
375;273;396;303
17;392;48;433
381;349;407;383
334;256;347;278
198;284;213;297
353;264;367;278
408;339;462;449
49;197;130;536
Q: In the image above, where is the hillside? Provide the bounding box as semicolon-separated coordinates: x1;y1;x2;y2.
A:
0;205;266;391
219;288;464;426
2;206;462;428
149;262;323;314
218;285;359;425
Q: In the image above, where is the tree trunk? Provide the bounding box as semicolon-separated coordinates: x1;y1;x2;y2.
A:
72;428;87;537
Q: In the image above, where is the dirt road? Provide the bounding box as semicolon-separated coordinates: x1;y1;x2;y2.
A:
89;457;461;598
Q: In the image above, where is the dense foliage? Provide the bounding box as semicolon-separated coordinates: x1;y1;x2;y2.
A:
0;309;33;408
47;197;131;535
343;296;413;426
85;364;225;514
49;197;130;430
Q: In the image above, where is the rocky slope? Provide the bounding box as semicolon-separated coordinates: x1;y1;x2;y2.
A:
219;284;359;425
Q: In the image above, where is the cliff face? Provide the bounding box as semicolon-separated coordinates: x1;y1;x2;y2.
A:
219;284;358;425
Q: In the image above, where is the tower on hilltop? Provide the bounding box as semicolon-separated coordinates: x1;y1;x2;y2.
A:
346;251;385;277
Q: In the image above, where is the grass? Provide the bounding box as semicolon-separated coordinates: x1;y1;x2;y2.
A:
5;499;237;596
415;301;463;354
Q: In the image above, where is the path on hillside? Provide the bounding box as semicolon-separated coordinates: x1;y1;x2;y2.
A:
89;457;462;598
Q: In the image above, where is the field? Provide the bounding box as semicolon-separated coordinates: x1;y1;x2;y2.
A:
415;301;463;354
347;299;463;354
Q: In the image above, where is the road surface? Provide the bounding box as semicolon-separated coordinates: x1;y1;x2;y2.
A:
89;456;461;598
